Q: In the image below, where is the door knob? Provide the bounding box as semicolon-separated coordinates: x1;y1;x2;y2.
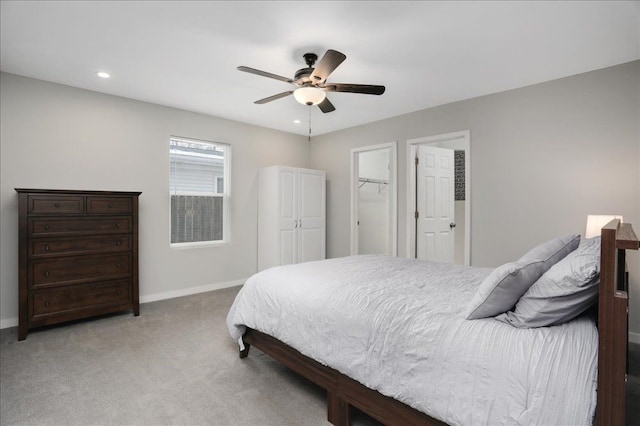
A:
450;223;456;229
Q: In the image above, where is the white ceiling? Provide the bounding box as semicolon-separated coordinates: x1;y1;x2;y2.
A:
1;1;639;137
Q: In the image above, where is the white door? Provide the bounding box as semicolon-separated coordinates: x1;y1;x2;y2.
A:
278;168;298;265
297;169;325;263
416;145;455;262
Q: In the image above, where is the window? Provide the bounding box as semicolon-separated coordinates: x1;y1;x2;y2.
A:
169;136;230;246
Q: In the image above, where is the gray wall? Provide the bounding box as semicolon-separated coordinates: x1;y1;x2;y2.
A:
310;61;640;337
2;62;639;337
0;72;309;326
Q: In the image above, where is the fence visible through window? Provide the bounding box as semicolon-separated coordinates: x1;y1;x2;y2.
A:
170;195;223;243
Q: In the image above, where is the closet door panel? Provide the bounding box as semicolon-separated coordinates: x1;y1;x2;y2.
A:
279;228;297;266
297;169;325;263
278;169;297;225
298;227;324;264
298;170;324;224
278;168;298;266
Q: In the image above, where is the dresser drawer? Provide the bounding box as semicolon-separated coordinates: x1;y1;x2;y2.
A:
29;235;132;257
28;195;84;215
29;216;132;237
30;253;131;288
87;196;133;214
30;279;131;317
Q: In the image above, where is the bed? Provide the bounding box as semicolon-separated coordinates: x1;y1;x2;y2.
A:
226;220;638;426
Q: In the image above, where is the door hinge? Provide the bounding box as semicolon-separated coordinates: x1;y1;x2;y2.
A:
415;157;419;165
415;211;419;219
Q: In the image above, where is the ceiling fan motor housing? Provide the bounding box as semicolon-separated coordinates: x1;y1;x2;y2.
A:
294;53;320;84
294;67;315;83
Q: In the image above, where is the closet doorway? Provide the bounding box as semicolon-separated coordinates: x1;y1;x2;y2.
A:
351;142;397;256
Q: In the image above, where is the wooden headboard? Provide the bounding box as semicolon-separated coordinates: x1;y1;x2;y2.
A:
596;219;638;426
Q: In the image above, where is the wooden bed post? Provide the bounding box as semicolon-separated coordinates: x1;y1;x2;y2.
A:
239;341;250;359
327;391;351;426
596;220;638;426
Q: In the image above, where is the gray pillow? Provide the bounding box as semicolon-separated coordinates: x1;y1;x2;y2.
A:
495;236;600;328
519;233;581;265
465;234;580;320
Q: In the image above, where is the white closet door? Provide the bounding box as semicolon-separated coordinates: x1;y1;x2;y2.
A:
297;168;325;263
278;168;298;265
416;145;455;263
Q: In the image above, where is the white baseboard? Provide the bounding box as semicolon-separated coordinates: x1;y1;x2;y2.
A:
0;278;246;330
139;278;246;304
0;318;18;329
630;331;640;345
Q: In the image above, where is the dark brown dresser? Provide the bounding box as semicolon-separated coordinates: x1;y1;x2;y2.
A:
15;189;141;340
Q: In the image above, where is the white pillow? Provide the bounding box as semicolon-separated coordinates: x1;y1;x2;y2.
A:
495;236;600;328
465;234;580;320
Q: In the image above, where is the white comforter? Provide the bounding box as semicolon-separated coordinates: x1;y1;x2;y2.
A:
227;255;597;426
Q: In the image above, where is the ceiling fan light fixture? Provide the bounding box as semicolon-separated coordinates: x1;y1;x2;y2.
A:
293;87;326;106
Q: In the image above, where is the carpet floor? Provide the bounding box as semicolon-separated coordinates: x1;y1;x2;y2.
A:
0;285;638;426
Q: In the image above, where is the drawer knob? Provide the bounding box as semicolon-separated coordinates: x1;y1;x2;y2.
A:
115;223;121;228
44;301;50;307
117;290;122;296
116;264;121;269
44;271;50;277
54;203;60;208
44;225;50;231
108;203;113;208
44;245;50;252
115;240;122;246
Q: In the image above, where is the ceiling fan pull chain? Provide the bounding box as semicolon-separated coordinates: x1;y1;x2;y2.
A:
308;105;312;141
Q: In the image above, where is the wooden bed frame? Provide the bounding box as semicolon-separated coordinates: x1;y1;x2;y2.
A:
239;220;638;426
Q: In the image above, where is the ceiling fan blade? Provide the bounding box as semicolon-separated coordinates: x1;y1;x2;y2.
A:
237;66;294;84
318;97;336;113
254;91;294;104
310;50;346;83
324;83;385;95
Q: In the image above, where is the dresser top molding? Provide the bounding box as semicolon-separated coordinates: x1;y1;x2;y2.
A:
15;189;142;196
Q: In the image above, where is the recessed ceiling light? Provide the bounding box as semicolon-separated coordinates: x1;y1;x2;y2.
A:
96;71;110;79
293;120;301;124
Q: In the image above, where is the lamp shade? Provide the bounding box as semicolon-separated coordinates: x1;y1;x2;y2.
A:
585;215;623;238
293;87;326;106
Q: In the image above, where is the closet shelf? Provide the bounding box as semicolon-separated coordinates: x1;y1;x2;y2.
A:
359;177;389;192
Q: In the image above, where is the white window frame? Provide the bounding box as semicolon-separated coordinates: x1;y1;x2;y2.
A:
169;136;231;249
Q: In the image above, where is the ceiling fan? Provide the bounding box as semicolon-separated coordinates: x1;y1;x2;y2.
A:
237;49;385;113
